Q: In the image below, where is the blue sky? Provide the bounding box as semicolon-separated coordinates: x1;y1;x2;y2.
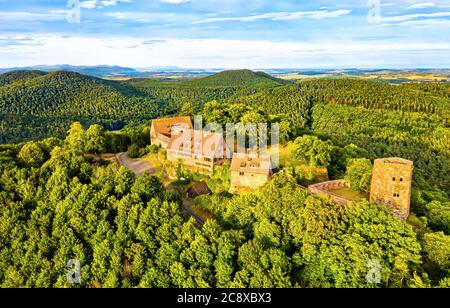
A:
0;0;449;68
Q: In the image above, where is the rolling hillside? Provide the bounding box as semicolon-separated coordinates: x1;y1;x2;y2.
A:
128;69;289;112
181;69;289;87
0;71;160;116
0;71;161;142
0;70;48;85
231;79;450;122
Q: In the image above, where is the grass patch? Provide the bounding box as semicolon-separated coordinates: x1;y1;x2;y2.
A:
329;186;368;202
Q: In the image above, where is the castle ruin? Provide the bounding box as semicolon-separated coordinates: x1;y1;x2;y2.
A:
370;158;414;221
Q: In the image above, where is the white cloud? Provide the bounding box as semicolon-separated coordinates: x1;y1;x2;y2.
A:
382;11;450;22
0;36;44;47
81;1;97;9
192;10;351;24
0;11;67;21
80;0;132;9
1;35;449;69
106;11;184;23
160;0;193;4
101;0;133;7
389;18;450;27
406;3;435;9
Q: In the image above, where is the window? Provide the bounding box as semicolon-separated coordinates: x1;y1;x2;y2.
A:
400;178;403;182
393;193;400;198
393;177;396;181
239;172;245;176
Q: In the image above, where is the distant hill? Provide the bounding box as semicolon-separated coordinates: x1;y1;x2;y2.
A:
0;70;48;85
182;69;290;87
127;69;288;113
0;70;159;116
0;65;139;78
0;70;161;143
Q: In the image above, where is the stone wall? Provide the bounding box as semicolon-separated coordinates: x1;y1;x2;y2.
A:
308;180;350;205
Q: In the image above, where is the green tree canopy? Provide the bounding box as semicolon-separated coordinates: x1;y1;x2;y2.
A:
345;158;373;193
18;141;45;166
64;122;85;151
292;135;333;167
85;124;106;154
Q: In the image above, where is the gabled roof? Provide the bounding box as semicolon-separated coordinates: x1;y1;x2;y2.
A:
167;129;227;158
187;181;212;198
231;154;272;174
151;116;193;137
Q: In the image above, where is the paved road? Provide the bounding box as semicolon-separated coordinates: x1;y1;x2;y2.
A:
116;152;155;177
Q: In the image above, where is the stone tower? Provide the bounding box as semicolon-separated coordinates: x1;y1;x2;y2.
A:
370;158;414;221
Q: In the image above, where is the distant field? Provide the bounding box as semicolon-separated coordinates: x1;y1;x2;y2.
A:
275;72;450;83
103;77;132;81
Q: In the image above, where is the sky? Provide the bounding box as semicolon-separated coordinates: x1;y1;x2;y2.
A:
0;0;449;68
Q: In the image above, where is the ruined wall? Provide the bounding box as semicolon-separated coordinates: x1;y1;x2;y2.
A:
308;180;350;205
370;158;413;221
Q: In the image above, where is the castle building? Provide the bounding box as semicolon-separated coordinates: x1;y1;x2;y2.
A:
150;116;193;148
370;157;414;221
166;128;228;174
230;154;273;193
150;116;229;174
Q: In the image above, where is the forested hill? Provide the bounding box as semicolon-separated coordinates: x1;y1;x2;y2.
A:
231;79;450;121
0;71;161;143
127;69;289;113
0;71;159;116
0;70;47;85
182;69;290;87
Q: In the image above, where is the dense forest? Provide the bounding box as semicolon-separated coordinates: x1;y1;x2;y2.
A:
0;130;448;288
0;71;162;143
0;69;449;288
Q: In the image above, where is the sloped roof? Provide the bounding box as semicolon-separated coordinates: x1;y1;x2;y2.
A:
231;154;272;174
167;129;227;158
187;181;212;198
151;116;193;137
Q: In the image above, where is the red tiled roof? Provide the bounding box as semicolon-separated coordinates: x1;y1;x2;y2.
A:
151;116;193;137
231;154;272;174
167;129;227;158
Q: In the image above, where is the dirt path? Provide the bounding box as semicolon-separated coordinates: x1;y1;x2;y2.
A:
116;152;156;177
181;198;205;225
